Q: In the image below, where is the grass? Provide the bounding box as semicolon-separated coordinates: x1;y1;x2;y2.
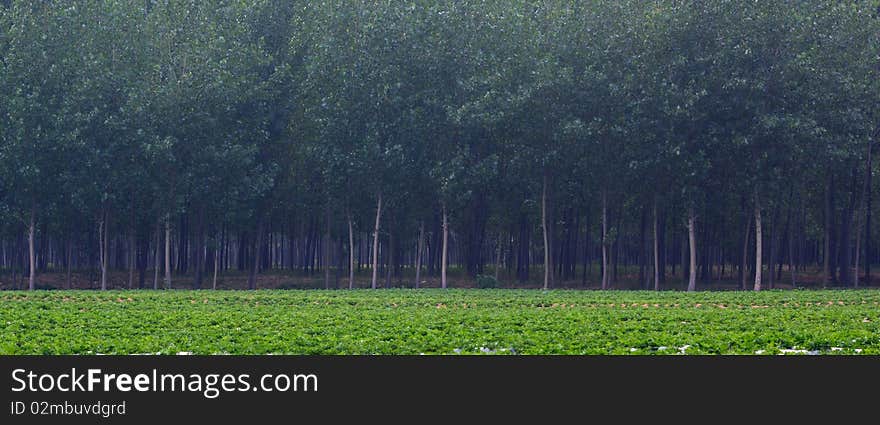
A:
2;289;880;355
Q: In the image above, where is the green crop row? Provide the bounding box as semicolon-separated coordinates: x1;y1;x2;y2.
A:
2;289;880;355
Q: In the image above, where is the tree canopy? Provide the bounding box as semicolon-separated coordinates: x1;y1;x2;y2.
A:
1;0;879;291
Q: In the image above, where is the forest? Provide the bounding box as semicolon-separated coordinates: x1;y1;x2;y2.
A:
0;0;878;292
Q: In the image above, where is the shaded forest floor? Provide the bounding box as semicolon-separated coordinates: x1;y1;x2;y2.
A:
1;266;878;291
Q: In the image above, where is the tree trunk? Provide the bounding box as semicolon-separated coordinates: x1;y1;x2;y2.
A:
494;231;502;283
441;204;449;289
385;230;393;288
754;191;763;292
28;207;36;291
777;201;791;284
324;202;331;290
660;211;668;285
65;236;73;289
687;208;697;292
371;194;382;289
415;221;424;288
516;214;529;282
856;140;873;287
823;172;833;286
100;211;109;291
839;170;858;285
639;206;647;287
767;205;780;289
613;213;621;283
653;200;660;291
789;213;797;288
601;190;609;290
142;239;151;289
853;221;860;287
164;217;172;289
542;173;550;290
193;208;205;290
212;233;220;290
154;218;160;290
348;214;355;289
865;138;873;285
248;217;265;290
741;210;751;290
680;231;687;280
13;232;21;289
37;221;46;273
128;219;135;289
570;211;579;281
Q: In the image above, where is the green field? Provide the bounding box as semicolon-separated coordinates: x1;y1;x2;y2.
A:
2;289;880;355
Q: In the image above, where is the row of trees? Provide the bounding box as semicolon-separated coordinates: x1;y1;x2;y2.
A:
1;1;878;291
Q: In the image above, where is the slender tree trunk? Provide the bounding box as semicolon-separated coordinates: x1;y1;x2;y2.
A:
371;193;382;289
335;236;342;289
441;204;448;289
98;218;104;290
839;170;857;285
777;201;791;284
248;217;265;290
37;222;45;273
193;208;205;290
658;209;667;285
741;212;752;290
865;139;873;286
855;140;872;288
823;172;832;286
639;206;647;287
680;231;687;280
324;202;331;290
100;210;109;291
601;190;609;290
385;231;393;288
212;233;220;290
570;212;579;281
28;207;36;291
348;214;355;289
767;205;780;289
542;173;550;290
653;200;660;291
65;236;73;289
164;217;171;289
613;213;621;283
415;221;424;288
754;190;763;292
789;215;797;288
582;212;591;286
128;227;135;289
494;231;502;283
687;208;697;292
13;233;20;289
154;218;160;290
855;206;863;289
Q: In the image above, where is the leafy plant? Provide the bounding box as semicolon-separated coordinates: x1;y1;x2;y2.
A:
475;275;499;289
2;290;879;355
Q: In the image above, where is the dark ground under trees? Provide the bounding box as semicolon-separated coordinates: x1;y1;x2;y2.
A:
3;266;875;291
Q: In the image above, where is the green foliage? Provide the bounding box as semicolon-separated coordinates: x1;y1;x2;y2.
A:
2;290;880;354
475;274;498;289
0;0;879;291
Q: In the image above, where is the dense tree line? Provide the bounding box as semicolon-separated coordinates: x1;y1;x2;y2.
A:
1;0;878;291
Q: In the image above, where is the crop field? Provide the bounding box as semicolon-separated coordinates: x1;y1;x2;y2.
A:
2;290;880;355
